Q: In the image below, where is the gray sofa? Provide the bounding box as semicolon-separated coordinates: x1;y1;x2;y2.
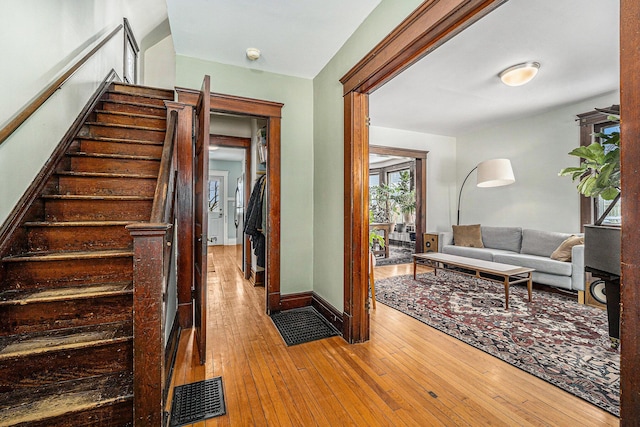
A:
438;226;584;291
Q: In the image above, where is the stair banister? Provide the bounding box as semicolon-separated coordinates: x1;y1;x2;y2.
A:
0;24;123;146
127;103;187;426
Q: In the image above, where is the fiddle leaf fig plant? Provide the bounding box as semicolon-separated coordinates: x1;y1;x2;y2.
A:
559;115;620;225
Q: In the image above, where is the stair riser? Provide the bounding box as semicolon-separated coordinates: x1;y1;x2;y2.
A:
4;257;132;290
110;83;174;99
44;199;152;221
18;401;133;427
58;175;156;197
78;139;163;157
100;101;166;117
70;156;160;175
27;225;132;252
105;91;166;107
0;341;133;394
93;112;165;130
0;295;132;336
85;124;165;142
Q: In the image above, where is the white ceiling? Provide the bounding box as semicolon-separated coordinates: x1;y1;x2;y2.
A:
164;0;619;139
166;0;381;79
370;0;620;137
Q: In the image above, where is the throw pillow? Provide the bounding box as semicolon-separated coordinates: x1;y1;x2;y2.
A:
550;235;584;262
453;224;484;248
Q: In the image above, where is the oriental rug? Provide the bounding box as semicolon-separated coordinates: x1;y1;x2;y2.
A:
374;271;620;416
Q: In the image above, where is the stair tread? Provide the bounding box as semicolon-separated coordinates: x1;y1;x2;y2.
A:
85;121;166;132
41;194;153;200
0;282;132;306
2;249;133;263
0;321;131;360
67;151;161;161
56;170;157;179
75;135;163;146
0;372;132;424
24;220;138;227
94;109;167;121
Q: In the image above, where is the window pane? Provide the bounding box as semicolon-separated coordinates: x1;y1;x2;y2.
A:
597;123;620;225
369;174;379;187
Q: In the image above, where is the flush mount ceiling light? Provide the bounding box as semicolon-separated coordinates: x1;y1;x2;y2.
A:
499;62;540;86
246;47;261;61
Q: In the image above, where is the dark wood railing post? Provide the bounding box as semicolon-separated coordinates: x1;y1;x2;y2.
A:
165;101;194;328
127;223;171;426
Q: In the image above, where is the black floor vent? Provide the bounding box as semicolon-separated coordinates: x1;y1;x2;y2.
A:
169;377;226;426
271;306;341;346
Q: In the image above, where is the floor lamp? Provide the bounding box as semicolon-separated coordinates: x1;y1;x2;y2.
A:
457;158;515;225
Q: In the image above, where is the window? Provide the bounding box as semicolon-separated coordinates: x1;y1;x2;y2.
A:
577;106;620;228
123;18;139;84
595;123;621;225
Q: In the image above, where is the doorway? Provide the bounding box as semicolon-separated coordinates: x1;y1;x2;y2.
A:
207;171;227;245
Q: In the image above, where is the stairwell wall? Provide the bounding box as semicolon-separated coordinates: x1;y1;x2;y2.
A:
0;1;127;226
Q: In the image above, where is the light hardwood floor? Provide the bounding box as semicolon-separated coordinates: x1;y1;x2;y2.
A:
167;246;619;426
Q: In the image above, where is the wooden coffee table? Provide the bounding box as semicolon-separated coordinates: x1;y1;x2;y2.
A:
413;252;534;309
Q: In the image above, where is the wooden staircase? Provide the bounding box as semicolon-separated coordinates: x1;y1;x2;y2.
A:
0;83;174;426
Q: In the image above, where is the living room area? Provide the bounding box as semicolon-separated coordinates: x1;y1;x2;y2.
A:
366;0;621;418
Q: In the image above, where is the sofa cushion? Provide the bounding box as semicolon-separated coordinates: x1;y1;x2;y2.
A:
442;245;513;261
493;253;573;276
550;235;584;262
452;224;484;248
520;229;573;258
481;226;522;252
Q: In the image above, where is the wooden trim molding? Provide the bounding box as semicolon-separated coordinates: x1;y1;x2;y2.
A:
342;0;505;344
279;291;313;311
340;0;506;95
176;88;283;314
163;316;181;404
620;0;640;420
312;292;344;334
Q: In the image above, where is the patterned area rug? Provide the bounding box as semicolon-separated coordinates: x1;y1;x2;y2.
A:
374;271;620;416
374;245;414;266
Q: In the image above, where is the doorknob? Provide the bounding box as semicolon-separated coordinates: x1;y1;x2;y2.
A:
197;236;202;242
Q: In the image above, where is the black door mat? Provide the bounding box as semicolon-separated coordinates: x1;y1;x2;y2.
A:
169;377;226;427
271;306;341;346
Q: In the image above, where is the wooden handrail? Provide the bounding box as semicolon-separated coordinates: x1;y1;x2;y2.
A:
150;110;178;222
0;24;123;146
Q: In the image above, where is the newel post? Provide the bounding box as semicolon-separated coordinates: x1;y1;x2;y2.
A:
127;223;171;426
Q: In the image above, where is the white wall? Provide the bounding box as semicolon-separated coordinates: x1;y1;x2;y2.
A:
143;34;176;89
0;0;129;226
312;0;424;311
369;126;457;233
456;91;619;232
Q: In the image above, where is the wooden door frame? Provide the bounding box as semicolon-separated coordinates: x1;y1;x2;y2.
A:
210;134;252;279
369;145;428;252
176;88;284;314
340;0;506;343
342;0;640;421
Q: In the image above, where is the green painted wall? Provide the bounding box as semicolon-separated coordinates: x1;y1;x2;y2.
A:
312;0;424;311
176;56;314;294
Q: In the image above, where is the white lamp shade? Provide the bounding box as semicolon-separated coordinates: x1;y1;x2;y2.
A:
476;158;515;187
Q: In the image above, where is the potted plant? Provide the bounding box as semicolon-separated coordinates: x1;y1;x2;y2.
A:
370;183;398;228
391;170;416;226
559;115;620;226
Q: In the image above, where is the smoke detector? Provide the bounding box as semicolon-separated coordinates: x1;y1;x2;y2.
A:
246;48;261;61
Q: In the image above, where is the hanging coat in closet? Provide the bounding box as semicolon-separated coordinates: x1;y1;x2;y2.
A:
244;174;266;268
